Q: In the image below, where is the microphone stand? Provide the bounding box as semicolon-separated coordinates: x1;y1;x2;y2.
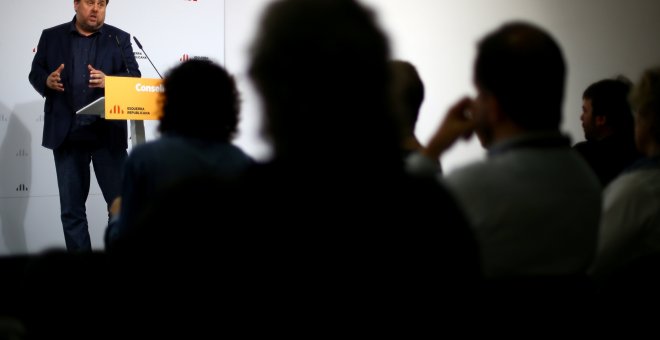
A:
133;36;163;79
115;35;146;146
129;36;165;147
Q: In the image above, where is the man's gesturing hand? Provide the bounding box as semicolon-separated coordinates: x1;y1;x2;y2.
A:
47;64;65;92
88;64;106;88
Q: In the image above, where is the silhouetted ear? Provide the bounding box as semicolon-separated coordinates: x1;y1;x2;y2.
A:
595;115;607;127
487;93;506;124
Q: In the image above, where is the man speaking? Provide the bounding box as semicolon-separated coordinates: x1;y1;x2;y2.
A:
29;0;140;252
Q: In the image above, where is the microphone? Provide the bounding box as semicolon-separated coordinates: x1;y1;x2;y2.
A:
114;35;132;76
133;36;163;79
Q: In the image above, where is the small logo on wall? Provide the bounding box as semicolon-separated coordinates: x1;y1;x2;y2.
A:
180;54;210;62
36;115;44;122
109;105;125;114
134;51;147;60
16;149;28;157
0;114;8;122
16;184;29;192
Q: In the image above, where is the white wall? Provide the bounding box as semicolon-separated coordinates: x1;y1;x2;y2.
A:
226;0;660;173
2;0;660;255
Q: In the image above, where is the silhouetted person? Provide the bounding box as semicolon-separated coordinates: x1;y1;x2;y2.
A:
574;77;641;186
106;59;253;247
422;22;601;283
590;66;660;285
389;62;428;154
249;0;480;326
389;60;444;175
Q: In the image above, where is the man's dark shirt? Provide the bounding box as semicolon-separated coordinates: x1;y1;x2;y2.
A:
574;134;642;187
68;20;103;143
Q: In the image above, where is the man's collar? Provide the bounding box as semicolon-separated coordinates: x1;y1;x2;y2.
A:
487;131;571;157
624;155;660;173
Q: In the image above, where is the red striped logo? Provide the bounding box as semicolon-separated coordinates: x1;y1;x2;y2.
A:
180;54;190;62
108;105;124;114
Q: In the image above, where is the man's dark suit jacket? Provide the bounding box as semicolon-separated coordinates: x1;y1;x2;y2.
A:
29;18;141;150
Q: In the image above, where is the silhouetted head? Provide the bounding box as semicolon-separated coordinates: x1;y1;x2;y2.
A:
159;59;240;143
474;22;566;133
248;0;399;166
630;66;660;155
581;77;633;141
389;60;425;138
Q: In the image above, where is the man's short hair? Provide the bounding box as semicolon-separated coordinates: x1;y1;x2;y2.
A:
630;66;660;144
475;22;566;130
248;0;398;160
583;77;634;133
159;60;240;142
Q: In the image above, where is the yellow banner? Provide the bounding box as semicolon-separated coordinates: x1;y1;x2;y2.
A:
105;76;163;120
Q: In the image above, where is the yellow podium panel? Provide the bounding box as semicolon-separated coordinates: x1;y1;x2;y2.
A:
105;76;163;120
